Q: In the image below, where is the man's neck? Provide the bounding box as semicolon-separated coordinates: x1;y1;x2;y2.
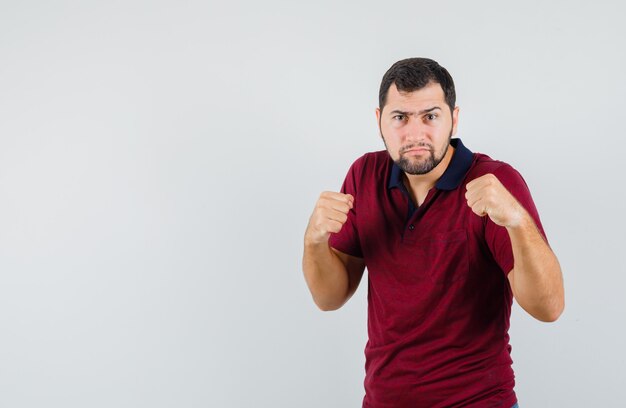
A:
403;145;456;206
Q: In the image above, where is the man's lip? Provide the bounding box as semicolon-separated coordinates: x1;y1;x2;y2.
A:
403;147;430;153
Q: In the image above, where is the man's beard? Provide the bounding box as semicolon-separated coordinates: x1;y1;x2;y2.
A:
383;130;453;175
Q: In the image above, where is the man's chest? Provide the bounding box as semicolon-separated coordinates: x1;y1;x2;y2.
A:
356;188;483;285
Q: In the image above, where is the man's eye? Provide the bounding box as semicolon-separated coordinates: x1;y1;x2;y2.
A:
425;113;437;121
393;115;406;121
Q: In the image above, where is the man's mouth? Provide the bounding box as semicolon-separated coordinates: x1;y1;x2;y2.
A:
401;145;431;154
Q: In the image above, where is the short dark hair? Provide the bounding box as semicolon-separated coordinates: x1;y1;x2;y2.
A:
379;58;456;114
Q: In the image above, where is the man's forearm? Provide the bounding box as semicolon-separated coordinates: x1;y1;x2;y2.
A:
507;213;565;322
302;241;350;311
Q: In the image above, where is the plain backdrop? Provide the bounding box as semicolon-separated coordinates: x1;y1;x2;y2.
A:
1;1;625;407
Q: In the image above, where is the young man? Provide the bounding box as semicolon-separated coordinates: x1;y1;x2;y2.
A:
303;58;564;408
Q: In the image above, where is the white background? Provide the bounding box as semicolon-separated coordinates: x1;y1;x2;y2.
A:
1;1;624;407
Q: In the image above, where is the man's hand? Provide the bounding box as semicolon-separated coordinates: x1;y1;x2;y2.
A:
303;191;363;311
465;174;525;228
305;192;354;245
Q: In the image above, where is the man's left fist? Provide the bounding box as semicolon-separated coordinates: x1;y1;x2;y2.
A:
465;173;525;228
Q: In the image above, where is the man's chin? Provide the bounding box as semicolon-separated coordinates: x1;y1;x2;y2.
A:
397;158;436;175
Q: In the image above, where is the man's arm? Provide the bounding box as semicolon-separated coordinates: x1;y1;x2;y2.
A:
505;214;564;322
303;192;366;311
466;174;565;322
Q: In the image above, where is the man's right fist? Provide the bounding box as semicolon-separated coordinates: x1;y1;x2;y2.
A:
304;192;354;245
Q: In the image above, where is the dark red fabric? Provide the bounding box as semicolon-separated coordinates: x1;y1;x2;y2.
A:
329;142;545;408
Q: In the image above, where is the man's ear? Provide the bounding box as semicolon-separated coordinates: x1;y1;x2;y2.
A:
376;107;382;136
451;106;460;136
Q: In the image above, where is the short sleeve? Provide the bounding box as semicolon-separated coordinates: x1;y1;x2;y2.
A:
328;158;364;258
484;164;547;275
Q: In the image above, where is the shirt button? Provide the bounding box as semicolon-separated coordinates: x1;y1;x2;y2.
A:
408;224;415;230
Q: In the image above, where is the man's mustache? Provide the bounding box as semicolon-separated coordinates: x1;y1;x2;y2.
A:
400;143;433;154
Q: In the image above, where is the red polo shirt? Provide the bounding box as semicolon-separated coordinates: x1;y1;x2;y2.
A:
329;138;546;408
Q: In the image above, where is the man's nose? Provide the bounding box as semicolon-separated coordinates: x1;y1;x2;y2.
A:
404;117;427;143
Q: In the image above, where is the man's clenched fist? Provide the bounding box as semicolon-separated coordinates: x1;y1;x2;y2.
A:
305;192;354;245
465;174;526;229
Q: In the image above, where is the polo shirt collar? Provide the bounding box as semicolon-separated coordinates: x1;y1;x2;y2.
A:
388;138;474;192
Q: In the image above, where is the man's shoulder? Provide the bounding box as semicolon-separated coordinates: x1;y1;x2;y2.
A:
467;152;518;179
340;150;391;189
346;150;390;174
466;152;530;194
353;150;390;165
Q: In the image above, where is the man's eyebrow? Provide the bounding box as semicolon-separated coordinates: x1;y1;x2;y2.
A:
388;106;442;116
419;106;442;115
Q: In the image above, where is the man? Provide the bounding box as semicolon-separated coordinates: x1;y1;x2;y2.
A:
302;58;564;408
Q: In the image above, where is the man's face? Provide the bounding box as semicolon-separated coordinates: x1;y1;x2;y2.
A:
376;82;459;175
